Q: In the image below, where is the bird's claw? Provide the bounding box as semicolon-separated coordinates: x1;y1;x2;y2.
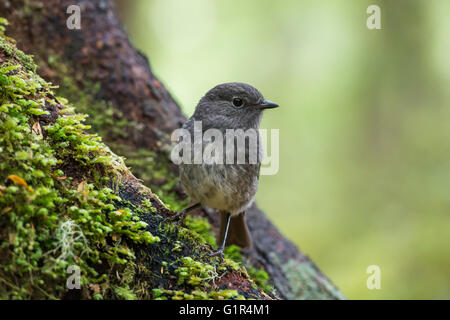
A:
162;210;185;225
207;248;224;261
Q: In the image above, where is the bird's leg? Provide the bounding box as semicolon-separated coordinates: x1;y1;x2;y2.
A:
163;202;201;224
208;212;231;260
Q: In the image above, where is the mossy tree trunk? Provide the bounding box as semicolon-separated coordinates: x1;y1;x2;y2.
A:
0;0;343;299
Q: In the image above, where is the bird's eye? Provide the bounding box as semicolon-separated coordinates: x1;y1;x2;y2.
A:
232;97;244;108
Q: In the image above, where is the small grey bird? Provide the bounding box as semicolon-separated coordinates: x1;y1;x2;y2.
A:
168;82;278;257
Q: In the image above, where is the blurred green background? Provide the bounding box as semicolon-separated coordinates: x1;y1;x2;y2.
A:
114;0;450;299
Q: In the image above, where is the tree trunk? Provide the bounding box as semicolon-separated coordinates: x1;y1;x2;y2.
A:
0;0;343;299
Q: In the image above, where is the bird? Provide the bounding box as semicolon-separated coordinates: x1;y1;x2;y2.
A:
167;82;278;258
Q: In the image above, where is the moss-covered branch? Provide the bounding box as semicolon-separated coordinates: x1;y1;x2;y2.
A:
0;22;272;299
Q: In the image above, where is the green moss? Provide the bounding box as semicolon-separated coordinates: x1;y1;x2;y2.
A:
183;216;217;247
140;198;157;213
223;245;273;294
113;285;137;300
224;245;243;262
44;54;131;155
147;213;262;299
0;30;159;299
160;215;271;297
152;288;244;300
174;256;218;286
0;19;36;72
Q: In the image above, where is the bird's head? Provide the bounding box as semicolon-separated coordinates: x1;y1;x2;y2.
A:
193;82;278;129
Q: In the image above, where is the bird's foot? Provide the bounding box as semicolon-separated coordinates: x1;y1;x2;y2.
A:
207;247;225;261
161;203;201;226
162;210;186;225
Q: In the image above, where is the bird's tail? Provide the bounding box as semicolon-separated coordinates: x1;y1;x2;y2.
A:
219;211;252;249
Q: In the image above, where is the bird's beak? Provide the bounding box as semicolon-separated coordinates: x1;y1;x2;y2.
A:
257;100;279;110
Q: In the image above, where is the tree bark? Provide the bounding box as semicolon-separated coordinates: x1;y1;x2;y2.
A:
0;0;343;299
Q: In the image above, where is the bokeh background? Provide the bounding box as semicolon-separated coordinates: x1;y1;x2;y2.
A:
113;0;450;299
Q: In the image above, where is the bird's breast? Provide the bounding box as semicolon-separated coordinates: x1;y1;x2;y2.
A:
179;163;259;214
